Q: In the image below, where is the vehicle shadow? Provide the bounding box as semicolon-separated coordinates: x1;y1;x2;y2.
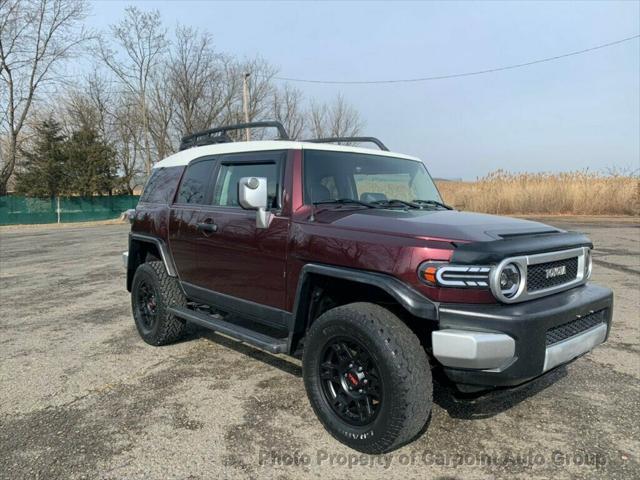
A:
432;366;568;420
186;325;568;422
191;326;303;378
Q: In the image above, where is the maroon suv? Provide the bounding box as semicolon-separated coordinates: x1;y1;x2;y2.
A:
124;121;613;453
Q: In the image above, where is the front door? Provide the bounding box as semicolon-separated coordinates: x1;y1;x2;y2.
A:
169;151;289;318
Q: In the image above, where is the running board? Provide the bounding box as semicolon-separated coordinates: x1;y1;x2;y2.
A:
168;306;288;354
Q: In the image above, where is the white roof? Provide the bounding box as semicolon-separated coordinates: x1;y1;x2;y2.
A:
154;140;421;169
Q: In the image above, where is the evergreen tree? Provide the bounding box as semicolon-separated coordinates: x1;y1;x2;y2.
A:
65;125;118;196
15;118;68;198
15;119;119;197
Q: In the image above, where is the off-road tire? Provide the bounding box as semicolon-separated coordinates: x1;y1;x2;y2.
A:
302;302;432;453
131;261;187;346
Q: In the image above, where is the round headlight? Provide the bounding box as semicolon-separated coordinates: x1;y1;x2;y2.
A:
499;263;521;298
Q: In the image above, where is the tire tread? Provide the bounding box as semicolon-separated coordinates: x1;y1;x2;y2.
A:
132;261;186;346
303;302;432;453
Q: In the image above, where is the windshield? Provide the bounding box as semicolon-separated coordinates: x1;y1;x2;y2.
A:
303;150;442;205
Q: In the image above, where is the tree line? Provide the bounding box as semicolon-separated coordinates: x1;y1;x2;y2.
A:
0;0;364;197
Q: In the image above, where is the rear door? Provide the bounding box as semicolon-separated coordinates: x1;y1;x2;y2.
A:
168;156;219;286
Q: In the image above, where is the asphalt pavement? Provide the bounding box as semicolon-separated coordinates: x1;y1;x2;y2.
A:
0;217;638;479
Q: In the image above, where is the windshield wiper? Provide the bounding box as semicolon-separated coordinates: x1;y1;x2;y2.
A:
371;199;421;209
313;198;378;209
412;199;454;210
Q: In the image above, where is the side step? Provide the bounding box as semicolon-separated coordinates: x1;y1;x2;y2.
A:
168;306;288;354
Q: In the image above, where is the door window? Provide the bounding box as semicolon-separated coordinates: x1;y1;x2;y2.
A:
175;159;216;204
213;162;281;208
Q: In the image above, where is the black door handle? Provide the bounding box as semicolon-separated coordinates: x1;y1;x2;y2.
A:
196;222;218;234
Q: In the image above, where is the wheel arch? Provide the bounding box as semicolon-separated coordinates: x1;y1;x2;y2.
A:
127;233;178;291
288;264;438;354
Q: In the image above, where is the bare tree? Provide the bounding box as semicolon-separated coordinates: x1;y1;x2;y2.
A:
114;96;144;194
64;72;112;136
148;64;174;159
168;25;235;138
270;84;305;139
0;0;90;195
95;6;168;176
308;100;328;139
307;94;364;140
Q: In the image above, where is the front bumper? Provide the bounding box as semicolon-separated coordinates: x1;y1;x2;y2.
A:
433;283;613;389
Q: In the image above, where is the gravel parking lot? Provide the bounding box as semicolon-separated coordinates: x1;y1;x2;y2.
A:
1;217;638;480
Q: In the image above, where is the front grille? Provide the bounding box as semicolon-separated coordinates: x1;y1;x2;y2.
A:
527;257;578;292
545;309;608;346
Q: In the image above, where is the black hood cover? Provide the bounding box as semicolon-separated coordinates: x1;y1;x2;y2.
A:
315;209;562;242
451;231;592;265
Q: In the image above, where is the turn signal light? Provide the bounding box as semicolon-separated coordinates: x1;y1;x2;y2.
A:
421;265;438;285
417;262;491;288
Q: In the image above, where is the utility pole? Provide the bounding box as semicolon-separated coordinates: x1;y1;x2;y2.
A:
242;72;251;141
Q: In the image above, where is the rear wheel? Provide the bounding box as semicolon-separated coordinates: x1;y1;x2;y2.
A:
302;302;432;453
131;261;186;345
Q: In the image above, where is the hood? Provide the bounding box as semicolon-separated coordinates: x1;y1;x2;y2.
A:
312;208;562;242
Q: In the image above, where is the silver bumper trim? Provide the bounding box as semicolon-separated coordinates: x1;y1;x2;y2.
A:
122;251;129;269
432;329;516;370
543;323;607;372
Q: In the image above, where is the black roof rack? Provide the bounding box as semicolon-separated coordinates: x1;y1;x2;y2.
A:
303;136;389;151
179;121;290;151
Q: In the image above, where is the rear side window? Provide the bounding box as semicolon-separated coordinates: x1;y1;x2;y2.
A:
176;159;216;204
140;167;182;204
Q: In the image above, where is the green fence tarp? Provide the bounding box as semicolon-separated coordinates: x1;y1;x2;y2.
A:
0;195;140;225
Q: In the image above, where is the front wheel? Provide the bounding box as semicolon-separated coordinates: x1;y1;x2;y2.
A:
302;302;432;453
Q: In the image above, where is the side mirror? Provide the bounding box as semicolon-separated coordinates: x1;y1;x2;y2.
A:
238;176;272;229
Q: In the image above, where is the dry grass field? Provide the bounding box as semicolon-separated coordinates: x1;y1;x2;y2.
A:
436;170;640;216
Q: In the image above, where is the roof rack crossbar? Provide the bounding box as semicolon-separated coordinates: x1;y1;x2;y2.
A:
179;121;290;151
303;136;389;151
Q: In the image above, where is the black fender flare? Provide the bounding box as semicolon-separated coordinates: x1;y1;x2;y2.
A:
287;263;438;353
127;233;178;291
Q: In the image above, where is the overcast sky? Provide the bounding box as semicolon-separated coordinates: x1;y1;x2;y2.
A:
87;0;639;179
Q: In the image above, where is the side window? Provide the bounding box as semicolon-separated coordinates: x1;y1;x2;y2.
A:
176;159;215;204
140;167;182;204
213;162;280;208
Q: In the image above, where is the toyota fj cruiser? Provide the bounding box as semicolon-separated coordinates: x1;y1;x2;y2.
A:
124;121;613;453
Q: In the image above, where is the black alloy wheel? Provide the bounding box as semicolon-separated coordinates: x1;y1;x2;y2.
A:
135;280;158;332
319;338;383;426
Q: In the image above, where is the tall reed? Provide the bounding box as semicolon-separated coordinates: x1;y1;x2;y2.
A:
436;170;639;216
